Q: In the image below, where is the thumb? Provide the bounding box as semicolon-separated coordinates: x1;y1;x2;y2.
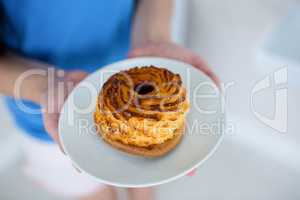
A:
42;111;66;154
66;71;88;84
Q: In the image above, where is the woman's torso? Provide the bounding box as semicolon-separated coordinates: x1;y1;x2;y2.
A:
0;0;134;141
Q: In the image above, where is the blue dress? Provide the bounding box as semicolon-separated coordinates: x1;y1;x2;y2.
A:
0;0;134;141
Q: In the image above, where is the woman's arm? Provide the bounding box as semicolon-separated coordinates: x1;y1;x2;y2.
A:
0;53;48;103
0;52;86;143
130;0;219;85
131;0;173;47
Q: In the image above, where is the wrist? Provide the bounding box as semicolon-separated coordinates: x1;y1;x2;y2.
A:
131;0;173;48
27;75;48;105
35;68;67;106
131;34;172;49
14;69;48;105
131;23;172;48
18;68;66;106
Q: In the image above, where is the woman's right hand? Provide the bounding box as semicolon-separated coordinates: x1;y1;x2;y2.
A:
39;70;88;144
0;54;88;151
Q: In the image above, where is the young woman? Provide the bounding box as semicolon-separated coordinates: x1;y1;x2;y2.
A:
0;0;218;199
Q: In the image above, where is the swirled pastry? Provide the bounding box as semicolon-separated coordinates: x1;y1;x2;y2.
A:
94;66;189;157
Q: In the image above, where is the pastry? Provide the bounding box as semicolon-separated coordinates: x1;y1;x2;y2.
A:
94;66;189;157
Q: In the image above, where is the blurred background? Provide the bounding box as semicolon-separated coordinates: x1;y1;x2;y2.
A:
0;0;299;199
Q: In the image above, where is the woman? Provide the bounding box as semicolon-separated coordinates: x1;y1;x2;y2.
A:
0;0;218;199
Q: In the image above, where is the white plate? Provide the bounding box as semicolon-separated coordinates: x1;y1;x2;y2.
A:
59;57;224;187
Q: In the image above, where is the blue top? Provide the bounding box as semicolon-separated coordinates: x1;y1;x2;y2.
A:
0;0;134;141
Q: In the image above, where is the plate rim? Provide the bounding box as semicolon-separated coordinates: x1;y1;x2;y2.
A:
58;57;225;187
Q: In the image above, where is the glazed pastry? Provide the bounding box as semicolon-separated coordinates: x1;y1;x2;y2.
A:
94;66;189;157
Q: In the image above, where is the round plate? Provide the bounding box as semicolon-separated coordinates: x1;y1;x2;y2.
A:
59;57;224;187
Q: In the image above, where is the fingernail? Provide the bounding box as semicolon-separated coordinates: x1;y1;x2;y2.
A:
187;169;196;177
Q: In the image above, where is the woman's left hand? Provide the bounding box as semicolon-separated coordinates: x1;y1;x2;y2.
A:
128;41;220;85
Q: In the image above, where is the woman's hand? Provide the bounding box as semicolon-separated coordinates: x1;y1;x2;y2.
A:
128;41;220;85
0;53;87;146
39;70;87;145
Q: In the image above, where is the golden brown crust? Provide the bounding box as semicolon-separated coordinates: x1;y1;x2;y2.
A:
95;122;184;157
99;66;186;121
94;66;189;157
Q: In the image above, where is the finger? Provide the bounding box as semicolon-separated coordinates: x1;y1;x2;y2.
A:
43;112;59;141
64;71;89;96
66;71;88;84
186;169;197;176
42;112;65;154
